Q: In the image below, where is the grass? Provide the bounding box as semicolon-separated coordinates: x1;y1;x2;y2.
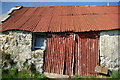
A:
73;70;120;79
2;51;120;79
109;70;120;78
2;69;120;80
73;74;97;80
0;69;2;80
1;51;49;79
2;68;49;79
2;68;120;79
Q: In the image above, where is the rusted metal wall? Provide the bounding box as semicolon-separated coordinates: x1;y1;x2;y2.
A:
75;33;99;76
44;32;99;76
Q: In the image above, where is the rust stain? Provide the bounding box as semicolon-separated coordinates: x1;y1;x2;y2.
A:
1;6;119;32
44;32;99;76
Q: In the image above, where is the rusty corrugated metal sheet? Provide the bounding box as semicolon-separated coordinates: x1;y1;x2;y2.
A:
1;6;119;32
44;34;74;75
44;32;99;76
74;33;99;76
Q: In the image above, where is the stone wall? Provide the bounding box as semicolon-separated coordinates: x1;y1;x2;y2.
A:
100;30;120;70
0;31;44;74
1;30;120;74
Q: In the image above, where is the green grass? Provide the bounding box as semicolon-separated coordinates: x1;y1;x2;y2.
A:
73;74;97;80
2;69;120;80
109;70;120;78
2;68;49;79
73;70;120;79
1;51;49;79
0;69;2;80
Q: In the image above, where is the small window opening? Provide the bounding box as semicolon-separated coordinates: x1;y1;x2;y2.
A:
33;33;46;50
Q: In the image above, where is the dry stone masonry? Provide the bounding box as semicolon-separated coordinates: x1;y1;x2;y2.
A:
0;30;120;74
100;30;120;70
0;31;44;74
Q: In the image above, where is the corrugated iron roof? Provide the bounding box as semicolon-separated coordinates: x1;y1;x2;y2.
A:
1;6;119;32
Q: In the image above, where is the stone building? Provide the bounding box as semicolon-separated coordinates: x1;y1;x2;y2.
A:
0;6;120;76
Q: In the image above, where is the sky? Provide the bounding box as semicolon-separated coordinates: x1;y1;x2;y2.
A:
1;0;120;2
1;2;120;15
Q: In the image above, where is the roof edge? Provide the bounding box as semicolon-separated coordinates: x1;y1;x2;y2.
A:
23;5;119;8
1;6;23;22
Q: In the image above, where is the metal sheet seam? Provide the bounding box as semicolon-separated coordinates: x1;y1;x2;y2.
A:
29;16;42;32
2;8;30;31
47;16;54;32
1;6;119;32
19;8;38;30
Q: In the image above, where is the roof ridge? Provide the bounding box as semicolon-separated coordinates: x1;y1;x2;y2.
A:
1;5;119;32
23;5;119;8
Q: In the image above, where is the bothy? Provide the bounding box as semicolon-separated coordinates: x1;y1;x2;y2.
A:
1;6;120;76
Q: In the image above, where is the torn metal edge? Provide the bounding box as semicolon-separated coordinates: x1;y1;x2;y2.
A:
1;6;23;22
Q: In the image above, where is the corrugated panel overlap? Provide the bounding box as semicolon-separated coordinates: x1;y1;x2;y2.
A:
44;32;99;76
1;6;119;32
